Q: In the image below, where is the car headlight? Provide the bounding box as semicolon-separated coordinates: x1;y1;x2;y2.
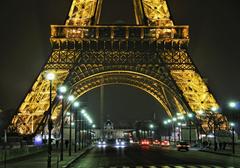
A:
121;141;125;145
98;141;102;145
102;141;106;145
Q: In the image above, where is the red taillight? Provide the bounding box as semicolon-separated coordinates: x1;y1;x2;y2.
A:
141;140;149;145
161;140;169;145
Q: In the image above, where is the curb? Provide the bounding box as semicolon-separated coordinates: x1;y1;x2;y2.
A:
61;146;94;168
199;149;240;158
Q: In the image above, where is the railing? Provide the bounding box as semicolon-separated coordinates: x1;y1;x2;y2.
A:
50;25;189;40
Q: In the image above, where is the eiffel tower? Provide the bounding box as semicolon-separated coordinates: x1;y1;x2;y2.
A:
10;0;228;135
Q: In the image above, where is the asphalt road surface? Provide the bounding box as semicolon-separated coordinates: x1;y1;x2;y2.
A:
70;144;240;168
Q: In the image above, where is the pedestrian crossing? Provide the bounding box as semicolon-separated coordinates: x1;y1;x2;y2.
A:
95;165;235;168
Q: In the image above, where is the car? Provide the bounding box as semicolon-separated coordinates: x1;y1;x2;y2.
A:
160;140;170;147
97;139;106;146
176;141;190;151
140;139;150;146
115;138;126;147
153;139;161;145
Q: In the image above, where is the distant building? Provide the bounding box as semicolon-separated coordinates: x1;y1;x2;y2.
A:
104;120;114;139
93;120;133;139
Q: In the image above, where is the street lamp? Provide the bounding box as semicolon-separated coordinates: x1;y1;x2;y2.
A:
68;95;75;156
229;101;237;109
163;120;168;125
230;122;235;154
177;122;182;141
211;107;219;112
187;113;193;144
149;124;154;138
172;117;177;143
73;101;80;153
58;85;67;161
46;72;55;168
167;119;172;141
80;109;86;149
91;124;96;142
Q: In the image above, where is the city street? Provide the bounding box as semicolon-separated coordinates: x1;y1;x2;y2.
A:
70;145;240;168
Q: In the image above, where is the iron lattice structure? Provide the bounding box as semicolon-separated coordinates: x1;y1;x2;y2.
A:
10;0;228;135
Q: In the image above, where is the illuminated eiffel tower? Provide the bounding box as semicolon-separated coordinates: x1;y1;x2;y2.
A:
10;0;228;135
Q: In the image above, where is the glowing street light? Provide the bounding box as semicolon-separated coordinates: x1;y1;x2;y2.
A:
229;101;237;109
58;85;67;161
59;85;67;94
178;115;185;120
68;95;75;102
163;120;168;125
46;72;55;81
45;72;55;168
149;124;154;129
187;113;193;118
230;122;235;127
73;101;80;107
211;106;219;112
81;109;86;114
229;122;235;154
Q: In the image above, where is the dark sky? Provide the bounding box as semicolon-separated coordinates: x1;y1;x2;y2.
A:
0;0;240;126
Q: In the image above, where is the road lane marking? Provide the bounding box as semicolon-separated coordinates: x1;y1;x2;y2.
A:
186;166;198;168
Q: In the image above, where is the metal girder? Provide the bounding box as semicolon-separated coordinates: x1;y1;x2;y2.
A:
60;70;189;117
170;70;219;112
169;70;227;131
142;0;173;26
11;70;68;134
9;0;229;135
66;0;173;26
66;0;98;25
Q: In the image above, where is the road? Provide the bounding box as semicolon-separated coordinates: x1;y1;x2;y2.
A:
70;144;240;168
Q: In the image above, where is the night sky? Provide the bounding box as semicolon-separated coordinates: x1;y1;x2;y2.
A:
0;0;240;127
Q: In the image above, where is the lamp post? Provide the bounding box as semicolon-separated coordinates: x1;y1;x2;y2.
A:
229;101;237;109
78;110;82;151
230;122;235;154
149;124;154;138
68;95;74;156
58;85;67;161
92;124;96;143
172;117;177;143
73;101;80;153
163;120;168;140
177;122;182;141
167;119;172;141
187;113;193;144
46;72;55;168
81;109;86;149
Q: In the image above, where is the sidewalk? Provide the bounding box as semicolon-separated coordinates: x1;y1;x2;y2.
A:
0;146;92;168
199;145;240;157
